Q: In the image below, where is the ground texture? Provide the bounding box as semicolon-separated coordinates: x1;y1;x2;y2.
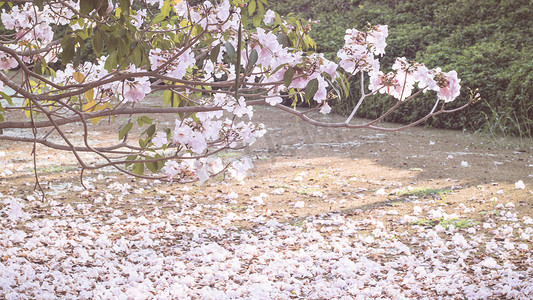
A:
1;106;532;299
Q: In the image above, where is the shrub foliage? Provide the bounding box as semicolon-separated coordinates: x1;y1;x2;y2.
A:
271;0;533;136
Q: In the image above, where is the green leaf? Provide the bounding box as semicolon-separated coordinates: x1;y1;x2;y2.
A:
248;0;256;15
210;43;221;63
61;35;76;64
104;52;116;72
163;90;172;106
304;78;319;102
246;49;258;73
171;93;180;107
146;160;159;173
324;76;341;100
132;162;144;175
138;116;152;125
257;1;264;15
241;10;248;28
152;12;166;24
119;122;133;140
78;17;85;29
283;66;294;88
277;33;290;47
92;30;104;56
119;0;130;14
131;46;142;67
146;124;156;138
160;0;171;15
225;41;236;59
152;0;170;23
35;59;43;75
79;0;95;15
252;12;262;27
339;74;350;98
139;137;148;148
97;0;110;16
269;63;287;77
125;155;137;167
155;153;164;164
129;40;138;50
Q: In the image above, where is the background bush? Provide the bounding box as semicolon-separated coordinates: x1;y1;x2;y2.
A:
270;0;533;137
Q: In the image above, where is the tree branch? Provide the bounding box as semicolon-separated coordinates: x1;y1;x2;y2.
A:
0;100;266;129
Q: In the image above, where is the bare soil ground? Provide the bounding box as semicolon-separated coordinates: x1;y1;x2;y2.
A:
2;105;531;219
1;105;532;298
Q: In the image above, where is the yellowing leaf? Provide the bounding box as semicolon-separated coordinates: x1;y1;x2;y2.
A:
89;115;106;125
85;89;94;102
83;99;109;125
23;99;31;118
73;72;85;83
179;19;190;28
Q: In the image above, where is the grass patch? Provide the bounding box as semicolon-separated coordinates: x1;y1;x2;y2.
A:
270;184;290;189
396;187;452;197
35;165;78;174
295;187;323;196
441;218;477;229
230;206;248;211
410;218;438;227
410;218;477;229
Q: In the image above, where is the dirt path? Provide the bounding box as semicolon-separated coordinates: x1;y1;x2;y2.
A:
1;106;532;298
2;106;531;213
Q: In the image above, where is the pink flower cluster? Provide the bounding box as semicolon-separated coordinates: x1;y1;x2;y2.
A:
149;48;196;80
160;94;265;182
338;26;461;103
369;58;461;102
337;25;388;74
0;0;463;182
0;2;76;67
54;62;151;104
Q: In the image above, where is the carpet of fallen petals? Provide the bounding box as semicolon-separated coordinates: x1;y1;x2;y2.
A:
1;173;532;299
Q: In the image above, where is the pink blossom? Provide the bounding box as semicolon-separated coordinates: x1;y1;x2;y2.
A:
265;96;283;106
313;75;328;102
216;0;231;21
232;97;254;119
174;0;188;17
152;132;167;148
369;71;385;92
320;102;331;114
413;64;437;91
229;157;253;181
162;160;182;179
367;25;388;56
122;77;151;103
320;57;338;79
167;48;196;79
263;9;276;25
132;9;146;28
436;70;461;102
149;49;166;71
173;123;194;146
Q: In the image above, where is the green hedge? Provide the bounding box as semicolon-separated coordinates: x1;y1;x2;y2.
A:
270;0;533;137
